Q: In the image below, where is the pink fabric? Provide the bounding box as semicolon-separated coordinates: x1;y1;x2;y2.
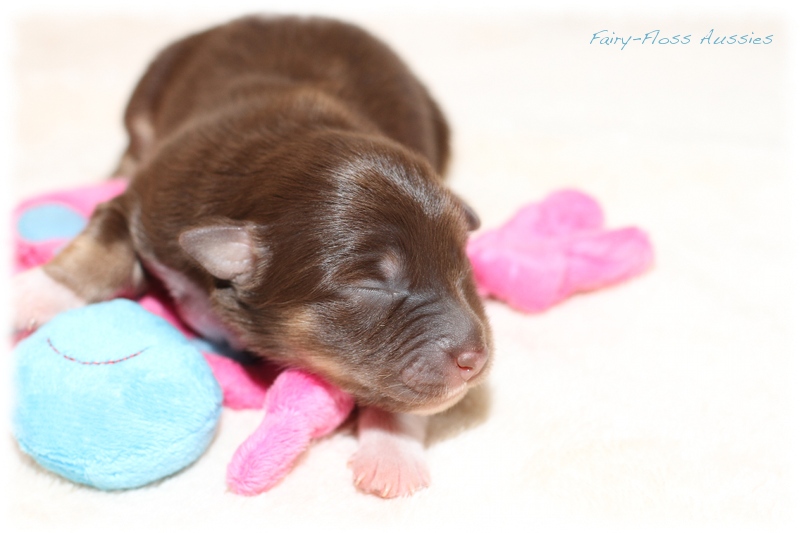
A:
467;189;654;313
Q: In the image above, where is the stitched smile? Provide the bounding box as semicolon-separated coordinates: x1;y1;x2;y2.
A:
47;338;148;365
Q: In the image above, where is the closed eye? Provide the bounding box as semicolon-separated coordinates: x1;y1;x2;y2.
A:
351;285;400;301
344;284;410;313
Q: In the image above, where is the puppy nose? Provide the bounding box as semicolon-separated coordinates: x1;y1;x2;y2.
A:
455;350;487;382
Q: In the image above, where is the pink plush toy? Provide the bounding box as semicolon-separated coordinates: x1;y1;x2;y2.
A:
467;189;654;313
12;181;652;495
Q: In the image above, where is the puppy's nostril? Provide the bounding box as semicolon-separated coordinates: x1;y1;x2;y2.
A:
455;350;487;382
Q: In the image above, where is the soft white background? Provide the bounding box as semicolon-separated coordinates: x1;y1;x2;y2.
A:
2;1;799;531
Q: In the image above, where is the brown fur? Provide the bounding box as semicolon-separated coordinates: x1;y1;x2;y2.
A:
42;15;492;414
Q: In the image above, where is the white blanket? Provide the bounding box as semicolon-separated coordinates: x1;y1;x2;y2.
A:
6;11;794;531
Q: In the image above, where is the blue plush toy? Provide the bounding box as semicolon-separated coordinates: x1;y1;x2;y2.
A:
12;299;222;490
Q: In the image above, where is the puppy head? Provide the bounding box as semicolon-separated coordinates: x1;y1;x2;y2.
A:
179;134;492;414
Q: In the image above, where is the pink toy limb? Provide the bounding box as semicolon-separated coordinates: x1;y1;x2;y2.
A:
503;189;604;237
468;243;566;312
14;178;127;220
13;179;128;273
226;369;355;495
467;189;654;313
564;226;654;294
203;353;276;410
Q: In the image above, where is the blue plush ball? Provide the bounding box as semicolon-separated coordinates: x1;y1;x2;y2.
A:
12;299;223;490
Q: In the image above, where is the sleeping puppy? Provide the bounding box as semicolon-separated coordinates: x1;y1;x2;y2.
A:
13;15;492;498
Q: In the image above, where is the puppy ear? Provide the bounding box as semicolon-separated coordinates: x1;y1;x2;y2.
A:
179;224;258;283
455;195;481;231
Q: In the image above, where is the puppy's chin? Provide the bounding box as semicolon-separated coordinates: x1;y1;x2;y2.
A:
403;386;469;416
301;354;469;414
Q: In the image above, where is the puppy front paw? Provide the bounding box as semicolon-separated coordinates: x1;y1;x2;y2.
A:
13;266;86;334
349;408;430;498
349;437;430;498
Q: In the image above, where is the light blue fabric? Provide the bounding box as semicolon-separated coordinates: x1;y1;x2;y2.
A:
17;203;87;241
12;299;222;490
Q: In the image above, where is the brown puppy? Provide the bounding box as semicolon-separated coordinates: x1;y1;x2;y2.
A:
14;15;492;498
